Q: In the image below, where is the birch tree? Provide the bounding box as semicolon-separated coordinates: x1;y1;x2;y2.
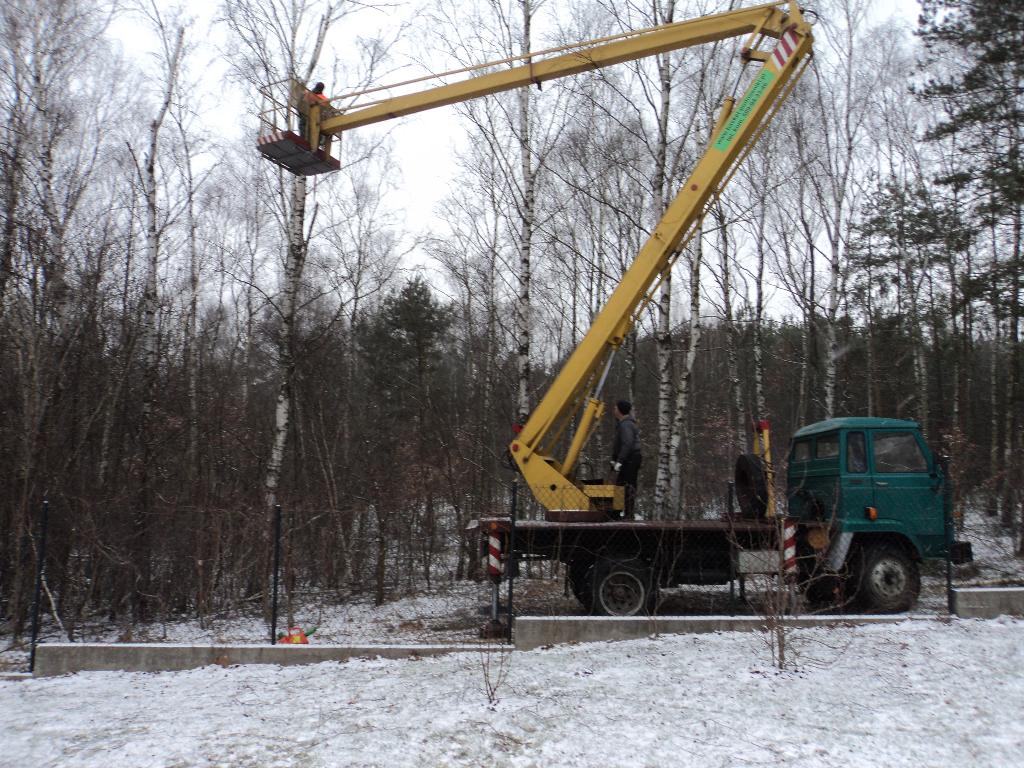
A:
222;0;348;511
800;0;883;418
428;0;570;429
128;0;187;619
0;0;119;633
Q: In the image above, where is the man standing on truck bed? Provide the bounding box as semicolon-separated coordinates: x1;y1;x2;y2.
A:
609;400;642;518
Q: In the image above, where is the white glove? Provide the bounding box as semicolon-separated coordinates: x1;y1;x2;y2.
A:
610;461;622;473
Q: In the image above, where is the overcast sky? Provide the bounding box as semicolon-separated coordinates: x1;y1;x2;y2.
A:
105;0;924;251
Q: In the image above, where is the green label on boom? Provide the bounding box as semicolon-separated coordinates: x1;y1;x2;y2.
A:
713;70;775;152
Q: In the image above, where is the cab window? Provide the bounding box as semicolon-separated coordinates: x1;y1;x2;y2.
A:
791;439;811;462
816;434;839;459
846;432;866;473
872;432;927;473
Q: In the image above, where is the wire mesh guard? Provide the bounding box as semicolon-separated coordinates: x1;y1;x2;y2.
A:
256;78;340;176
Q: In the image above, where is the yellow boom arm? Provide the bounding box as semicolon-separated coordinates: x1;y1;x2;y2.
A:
265;2;813;514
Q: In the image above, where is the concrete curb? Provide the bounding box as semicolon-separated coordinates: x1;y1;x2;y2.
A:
952;587;1024;619
513;614;937;651
32;595;1022;675
33;643;504;677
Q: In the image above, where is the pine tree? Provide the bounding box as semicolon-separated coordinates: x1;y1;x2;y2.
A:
919;0;1023;542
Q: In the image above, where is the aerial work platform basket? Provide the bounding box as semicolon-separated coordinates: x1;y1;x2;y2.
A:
257;130;339;176
256;79;340;176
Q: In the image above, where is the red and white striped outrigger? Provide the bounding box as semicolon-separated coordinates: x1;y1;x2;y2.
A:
481;522;507;638
487;529;503;582
784;518;797;575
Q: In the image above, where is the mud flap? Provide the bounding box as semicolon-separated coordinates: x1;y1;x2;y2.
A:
826;531;854;571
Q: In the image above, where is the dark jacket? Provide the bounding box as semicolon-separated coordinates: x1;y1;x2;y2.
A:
612;413;641;465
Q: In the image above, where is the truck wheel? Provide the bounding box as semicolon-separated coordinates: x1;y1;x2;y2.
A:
592;558;657;616
855;543;920;613
567;557;594;609
734;454;768;519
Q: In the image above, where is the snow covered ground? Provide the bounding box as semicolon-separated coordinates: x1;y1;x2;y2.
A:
1;509;1020;765
2;618;1022;767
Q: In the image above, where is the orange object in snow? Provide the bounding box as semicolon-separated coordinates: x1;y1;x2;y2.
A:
277;627;309;644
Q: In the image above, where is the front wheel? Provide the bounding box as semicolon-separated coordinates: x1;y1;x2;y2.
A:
854;543;920;613
591;557;657;616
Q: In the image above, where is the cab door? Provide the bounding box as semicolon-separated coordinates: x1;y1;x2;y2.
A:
841;430;873;520
868;430;942;556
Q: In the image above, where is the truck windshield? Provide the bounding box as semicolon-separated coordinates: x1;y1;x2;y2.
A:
873;432;927;473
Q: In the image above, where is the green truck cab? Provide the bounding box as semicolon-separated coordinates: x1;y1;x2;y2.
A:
786;417;970;611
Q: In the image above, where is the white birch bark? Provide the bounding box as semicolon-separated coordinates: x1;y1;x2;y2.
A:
667;227;703;515
176;119;201;482
715;200;744;453
753;196;769;420
806;0;878;419
1001;208;1021;528
131;7;185;619
221;0;335;511
514;0;535;425
653;269;673;514
801;212;817;424
988;225;1001;517
822;222;841;420
865;259;875;417
139;25;185;439
910;252;929;434
264;174;307;510
652;1;676;519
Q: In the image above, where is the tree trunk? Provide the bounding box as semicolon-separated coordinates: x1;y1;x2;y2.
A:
135;24;184;621
515;0;535;426
264;174;308;510
667;227;703;516
652;12;675;519
715;201;744;454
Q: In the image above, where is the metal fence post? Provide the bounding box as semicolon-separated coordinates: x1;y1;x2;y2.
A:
507;481;518;644
946;512;954;615
270;503;283;645
727;481;736;609
940;455;954;615
29;499;50;674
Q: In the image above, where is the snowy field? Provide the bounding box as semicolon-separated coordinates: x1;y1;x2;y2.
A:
2;618;1022;767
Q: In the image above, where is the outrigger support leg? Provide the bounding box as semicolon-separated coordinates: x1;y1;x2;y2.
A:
480;581;505;639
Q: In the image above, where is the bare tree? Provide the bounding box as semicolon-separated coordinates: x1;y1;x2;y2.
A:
222;0;350;511
0;0;120;633
127;0;188;619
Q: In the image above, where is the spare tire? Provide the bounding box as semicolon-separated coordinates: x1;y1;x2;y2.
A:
734;453;768;519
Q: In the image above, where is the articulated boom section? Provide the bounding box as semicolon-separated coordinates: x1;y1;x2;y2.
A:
511;10;812;516
253;2;814;517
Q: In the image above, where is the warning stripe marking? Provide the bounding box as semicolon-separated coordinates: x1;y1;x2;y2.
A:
784;520;797;574
488;534;502;577
771;28;801;70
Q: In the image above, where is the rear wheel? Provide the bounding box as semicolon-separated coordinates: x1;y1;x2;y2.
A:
854;543;920;613
567;557;594;609
591;557;657;616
